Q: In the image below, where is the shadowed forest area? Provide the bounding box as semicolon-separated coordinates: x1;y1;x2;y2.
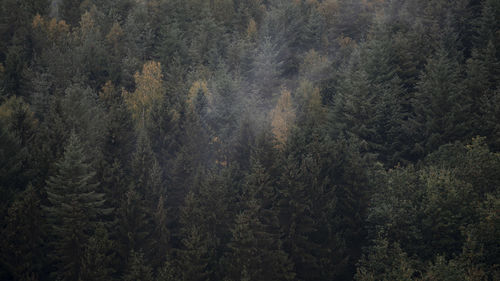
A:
0;0;499;280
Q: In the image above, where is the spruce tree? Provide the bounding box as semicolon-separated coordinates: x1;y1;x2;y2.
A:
178;192;214;281
44;132;111;281
79;224;115;281
412;47;468;157
227;159;294;281
123;251;154;281
116;184;151;273
0;184;44;280
60;0;83;26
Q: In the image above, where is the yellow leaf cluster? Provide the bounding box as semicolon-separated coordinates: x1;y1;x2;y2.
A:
32;14;69;42
246;18;258;39
123;61;165;125
338;35;356;49
271;88;295;149
187;80;212;112
307;87;328;123
75;11;99;41
99;81;117;105
106;22;124;47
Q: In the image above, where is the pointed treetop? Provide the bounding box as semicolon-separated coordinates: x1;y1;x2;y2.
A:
271;88;295;149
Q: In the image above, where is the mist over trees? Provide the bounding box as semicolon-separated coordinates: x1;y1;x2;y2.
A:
0;0;499;280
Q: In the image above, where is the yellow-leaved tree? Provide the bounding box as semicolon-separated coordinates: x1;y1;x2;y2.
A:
105;22;124;50
246;18;258;40
32;14;70;43
123;61;164;126
271;88;295;149
187;80;212;114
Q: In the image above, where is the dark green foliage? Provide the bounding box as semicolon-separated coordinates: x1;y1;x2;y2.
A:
226;159;294;281
0;184;44;280
60;0;84;26
178;191;215;281
80;224;115;281
412;47;469;156
355;237;416;281
123;251;154;281
116;184;151;270
0;124;28;215
1;0;500;280
44;132;111;281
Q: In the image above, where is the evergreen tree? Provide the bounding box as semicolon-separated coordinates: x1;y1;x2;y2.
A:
156;259;181;281
44;132;111;281
116;184;151;274
178;192;214;281
250;36;282;102
79;224;115;281
0;184;44;281
0;121;28;217
226;159;294;281
412;47;468;157
123;251;154;281
60;0;84;26
355;237;416;281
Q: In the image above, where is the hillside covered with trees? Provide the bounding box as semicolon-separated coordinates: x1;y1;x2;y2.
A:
1;0;499;280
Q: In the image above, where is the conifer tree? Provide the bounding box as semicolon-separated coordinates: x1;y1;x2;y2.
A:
412;47;468;156
1;184;44;280
178;192;214;281
123;251;154;281
156;259;181;281
44;132;111;281
355;237;416;281
116;184;151;273
79;224;115;281
0;121;28;216
227;159;294;281
60;0;83;26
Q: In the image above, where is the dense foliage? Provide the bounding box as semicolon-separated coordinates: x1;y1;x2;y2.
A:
1;0;499;280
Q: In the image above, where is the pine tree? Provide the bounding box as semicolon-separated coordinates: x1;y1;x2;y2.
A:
131;128;163;204
331;53;379;150
412;47;468;157
250;36;282;102
355;237;416;281
123;251;154;281
227;159;294;281
178;192;214;281
150;195;170;271
44;132;111;281
177;169;233;281
0;184;44;280
0;121;28;217
116;184;151;273
79;224;115;281
98;81;135;168
60;0;83;26
284;82;374;279
156;259;181;281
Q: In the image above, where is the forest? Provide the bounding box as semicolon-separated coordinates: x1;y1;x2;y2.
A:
0;0;499;280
